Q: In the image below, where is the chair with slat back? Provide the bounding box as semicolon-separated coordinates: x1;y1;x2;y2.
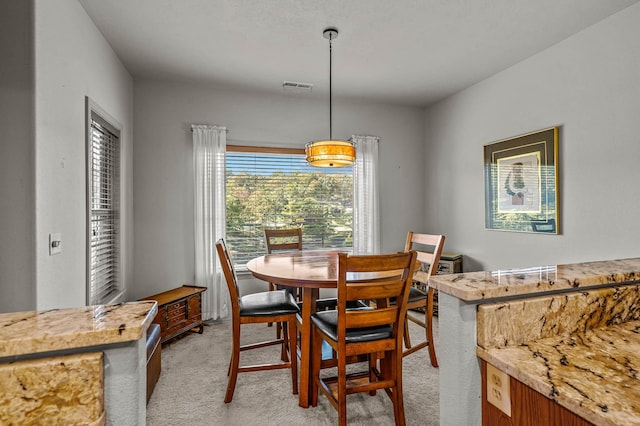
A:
264;228;303;297
402;232;445;366
264;228;303;254
310;251;417;426
215;238;299;403
264;228;303;338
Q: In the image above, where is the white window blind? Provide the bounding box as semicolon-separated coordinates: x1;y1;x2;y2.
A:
88;114;121;305
226;149;353;268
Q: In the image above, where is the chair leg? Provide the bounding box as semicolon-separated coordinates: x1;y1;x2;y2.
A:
272;284;282;340
268;282;275;328
368;354;377;396
379;349;392;380
426;288;438;367
338;352;348;426
227;318;239;377
225;322;242;403
310;326;323;407
403;317;412;351
391;350;407;426
277;322;289;362
288;318;298;395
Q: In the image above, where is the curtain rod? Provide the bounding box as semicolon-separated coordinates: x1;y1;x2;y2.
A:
226;138;305;148
350;134;380;142
190;124;229;132
189;127;380;144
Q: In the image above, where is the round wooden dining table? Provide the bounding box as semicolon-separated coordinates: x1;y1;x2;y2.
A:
247;249;401;408
246;249;342;408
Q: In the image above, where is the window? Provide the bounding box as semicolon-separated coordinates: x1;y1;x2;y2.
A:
86;99;122;305
225;146;353;268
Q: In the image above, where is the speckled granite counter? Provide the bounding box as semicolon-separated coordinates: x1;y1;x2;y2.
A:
0;302;157;357
429;257;640;426
432;257;640;302
477;284;640;425
0;301;157;425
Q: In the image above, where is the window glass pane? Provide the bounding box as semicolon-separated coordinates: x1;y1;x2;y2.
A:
226;150;352;267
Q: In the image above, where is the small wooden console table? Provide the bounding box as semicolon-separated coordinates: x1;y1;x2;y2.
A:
142;285;207;344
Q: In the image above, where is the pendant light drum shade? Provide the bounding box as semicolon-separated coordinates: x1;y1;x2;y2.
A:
305;140;355;167
306;27;355;168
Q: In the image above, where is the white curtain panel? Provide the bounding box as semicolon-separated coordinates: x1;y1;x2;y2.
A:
351;135;380;254
192;125;228;320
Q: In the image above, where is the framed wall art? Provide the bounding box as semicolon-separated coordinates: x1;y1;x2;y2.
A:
484;127;559;233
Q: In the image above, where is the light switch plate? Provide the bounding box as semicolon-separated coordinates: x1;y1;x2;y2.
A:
487;362;511;416
49;233;62;255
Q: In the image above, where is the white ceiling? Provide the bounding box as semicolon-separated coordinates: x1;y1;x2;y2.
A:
78;0;639;107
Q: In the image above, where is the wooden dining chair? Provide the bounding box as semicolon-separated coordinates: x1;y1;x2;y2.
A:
310;251;417;426
402;232;445;366
264;227;303;254
215;238;299;403
264;228;303;338
264;228;303;297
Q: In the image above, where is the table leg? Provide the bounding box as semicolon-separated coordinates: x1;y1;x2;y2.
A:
298;287;318;408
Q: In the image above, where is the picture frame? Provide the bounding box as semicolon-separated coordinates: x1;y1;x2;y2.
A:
484;127;559;234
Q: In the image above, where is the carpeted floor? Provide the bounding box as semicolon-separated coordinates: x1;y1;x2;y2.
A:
147;315;439;425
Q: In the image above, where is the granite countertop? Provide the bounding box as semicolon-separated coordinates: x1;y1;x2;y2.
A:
478;320;640;426
430;257;640;302
475;282;640;425
0;301;157;358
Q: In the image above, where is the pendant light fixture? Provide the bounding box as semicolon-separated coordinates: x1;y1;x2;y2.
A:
305;27;355;167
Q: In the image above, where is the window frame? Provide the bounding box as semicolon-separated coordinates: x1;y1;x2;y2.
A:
85;97;125;306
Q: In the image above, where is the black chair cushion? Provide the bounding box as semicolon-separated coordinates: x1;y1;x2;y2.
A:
407;286;427;303
239;289;300;317
389;286;427;305
301;298;369;311
311;310;392;343
275;284;298;295
296;299;369;323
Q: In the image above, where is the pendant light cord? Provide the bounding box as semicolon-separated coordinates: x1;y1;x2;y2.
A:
329;33;333;140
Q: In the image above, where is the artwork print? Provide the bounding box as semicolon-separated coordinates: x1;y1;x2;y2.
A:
484;127;559;234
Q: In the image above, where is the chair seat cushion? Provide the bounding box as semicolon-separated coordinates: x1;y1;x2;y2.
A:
301;298;369;311
390;286;427;305
311;310;392;343
239;289;300;317
296;299;369;323
407;286;427;303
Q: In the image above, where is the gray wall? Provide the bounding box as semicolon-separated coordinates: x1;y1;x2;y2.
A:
4;1;638;311
0;0;36;312
0;0;134;313
33;0;134;309
423;3;640;271
132;80;425;298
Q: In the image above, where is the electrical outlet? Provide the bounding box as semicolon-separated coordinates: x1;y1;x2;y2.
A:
487;362;511;416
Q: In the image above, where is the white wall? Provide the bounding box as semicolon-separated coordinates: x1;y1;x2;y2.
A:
0;0;36;313
133;81;425;298
424;3;640;271
34;0;134;309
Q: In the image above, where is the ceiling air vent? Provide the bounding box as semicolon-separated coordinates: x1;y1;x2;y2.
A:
282;81;313;93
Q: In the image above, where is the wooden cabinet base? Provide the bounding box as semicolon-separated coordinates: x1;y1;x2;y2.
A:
481;360;593;426
141;285;207;344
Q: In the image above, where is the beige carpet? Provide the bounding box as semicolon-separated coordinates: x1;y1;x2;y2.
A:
147;315;439;425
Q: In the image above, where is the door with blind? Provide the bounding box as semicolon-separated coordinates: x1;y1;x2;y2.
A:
86;99;122;305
